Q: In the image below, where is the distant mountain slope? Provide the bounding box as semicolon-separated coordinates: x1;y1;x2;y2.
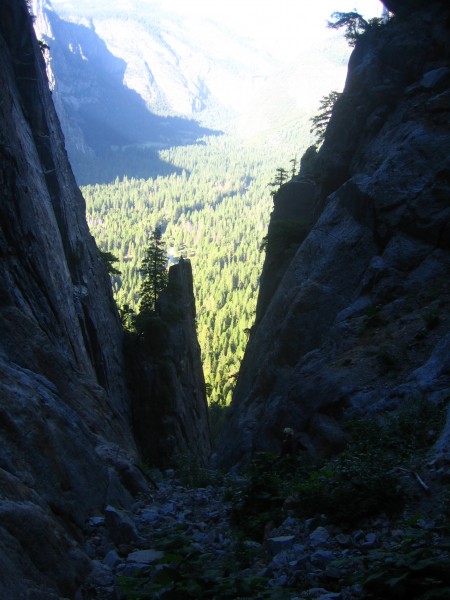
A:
32;0;219;182
32;0;351;183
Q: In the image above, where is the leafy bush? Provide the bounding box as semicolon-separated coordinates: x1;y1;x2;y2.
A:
175;454;222;489
230;452;295;540
286;420;405;525
229;399;446;537
378;396;445;458
298;399;445;524
361;528;450;599
119;527;284;599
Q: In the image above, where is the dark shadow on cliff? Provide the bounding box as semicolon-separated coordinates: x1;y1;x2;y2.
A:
42;10;222;184
72;145;193;186
123;259;211;469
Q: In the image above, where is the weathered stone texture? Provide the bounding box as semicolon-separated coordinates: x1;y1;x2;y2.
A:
217;2;450;469
130;259;211;468
0;1;147;596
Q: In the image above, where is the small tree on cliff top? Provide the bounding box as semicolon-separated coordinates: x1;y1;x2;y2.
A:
327;11;384;47
139;227;168;313
268;167;290;196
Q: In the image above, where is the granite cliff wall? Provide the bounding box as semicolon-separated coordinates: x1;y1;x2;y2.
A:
0;1;148;596
0;0;210;596
217;0;450;469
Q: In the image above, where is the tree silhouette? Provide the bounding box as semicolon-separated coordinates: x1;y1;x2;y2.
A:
310;91;342;143
327;11;384;47
290;157;298;178
99;250;122;275
268;167;289;196
139;227;168;313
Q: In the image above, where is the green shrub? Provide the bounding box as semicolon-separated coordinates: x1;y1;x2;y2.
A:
230;452;291;540
229;425;403;536
119;527;283;599
134;310;170;355
175;454;222;489
361;528;450;599
229;399;446;535
379;396;446;458
286;420;404;525
298;399;445;524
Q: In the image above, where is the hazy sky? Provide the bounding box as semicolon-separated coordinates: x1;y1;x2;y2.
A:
51;0;383;57
158;0;384;21
50;0;385;31
50;0;385;59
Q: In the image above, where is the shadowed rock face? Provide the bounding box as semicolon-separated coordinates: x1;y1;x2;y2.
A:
382;0;443;15
217;1;450;470
0;2;211;595
256;180;317;323
129;259;212;468
0;1;148;596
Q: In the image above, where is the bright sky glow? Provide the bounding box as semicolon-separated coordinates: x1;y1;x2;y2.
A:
46;0;385;124
50;0;384;32
49;0;385;59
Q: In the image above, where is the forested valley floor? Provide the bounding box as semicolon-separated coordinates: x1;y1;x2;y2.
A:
84;121;310;423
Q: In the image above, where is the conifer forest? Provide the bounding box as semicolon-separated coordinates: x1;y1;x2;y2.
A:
84;122;310;409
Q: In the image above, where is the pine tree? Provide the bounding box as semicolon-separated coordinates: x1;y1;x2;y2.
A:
268;167;289;196
327;11;385;47
310;91;342;143
139;227;168;313
327;11;368;46
99;249;122;275
289;157;298;178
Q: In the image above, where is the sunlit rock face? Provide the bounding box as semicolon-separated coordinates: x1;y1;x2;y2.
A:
217;1;450;470
0;1;148;596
